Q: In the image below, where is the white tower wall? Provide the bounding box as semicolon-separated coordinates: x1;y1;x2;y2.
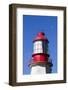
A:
31;65;46;74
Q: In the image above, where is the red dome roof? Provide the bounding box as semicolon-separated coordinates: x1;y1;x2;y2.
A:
33;32;49;42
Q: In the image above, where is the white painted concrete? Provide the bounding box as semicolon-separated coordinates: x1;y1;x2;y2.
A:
31;65;46;74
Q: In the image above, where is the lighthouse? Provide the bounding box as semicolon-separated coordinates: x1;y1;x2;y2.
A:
29;32;53;74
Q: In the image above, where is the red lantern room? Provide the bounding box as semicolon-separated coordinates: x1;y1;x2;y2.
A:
32;32;49;64
29;32;53;74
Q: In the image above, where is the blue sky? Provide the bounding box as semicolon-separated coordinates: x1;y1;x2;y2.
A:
23;15;57;75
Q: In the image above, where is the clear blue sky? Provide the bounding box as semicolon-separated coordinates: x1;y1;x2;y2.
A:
23;15;57;75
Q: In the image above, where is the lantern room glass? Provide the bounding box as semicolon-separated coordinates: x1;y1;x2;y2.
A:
33;41;48;54
43;42;48;54
33;41;43;53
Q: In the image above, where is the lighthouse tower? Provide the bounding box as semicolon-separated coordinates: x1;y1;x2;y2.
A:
29;32;53;74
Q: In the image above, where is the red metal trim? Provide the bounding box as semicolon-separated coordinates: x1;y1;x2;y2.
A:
32;53;50;57
32;54;49;63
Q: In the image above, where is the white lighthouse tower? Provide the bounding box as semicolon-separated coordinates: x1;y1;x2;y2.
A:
29;32;53;74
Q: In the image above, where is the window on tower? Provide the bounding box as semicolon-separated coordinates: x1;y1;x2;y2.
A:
33;41;43;53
